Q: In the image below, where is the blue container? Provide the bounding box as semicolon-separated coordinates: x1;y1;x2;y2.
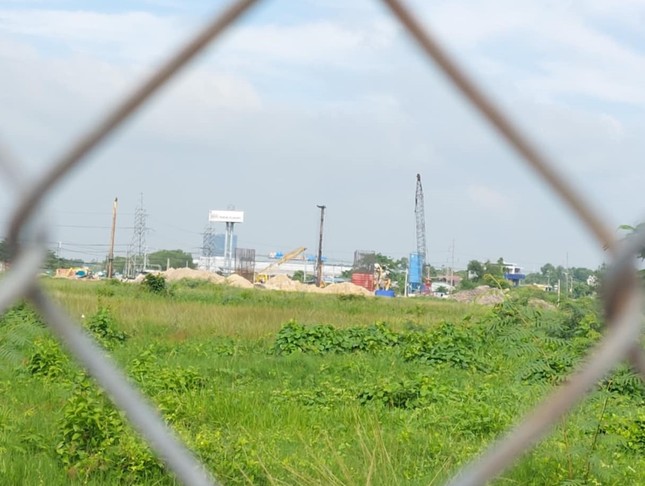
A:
375;290;395;298
409;253;421;285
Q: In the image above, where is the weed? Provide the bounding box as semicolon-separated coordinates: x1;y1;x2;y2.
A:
85;306;127;348
26;338;69;380
56;377;163;481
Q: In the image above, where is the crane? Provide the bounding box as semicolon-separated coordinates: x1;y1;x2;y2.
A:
415;174;427;285
255;246;306;283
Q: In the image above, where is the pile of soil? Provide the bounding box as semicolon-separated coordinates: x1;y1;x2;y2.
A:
162;268;226;284
134;268;374;296
225;273;254;289
264;274;309;292
321;282;374;297
449;285;505;305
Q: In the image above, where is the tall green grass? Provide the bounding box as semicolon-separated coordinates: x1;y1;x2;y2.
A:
1;278;643;485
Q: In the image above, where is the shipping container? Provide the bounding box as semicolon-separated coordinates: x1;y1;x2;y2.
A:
351;272;375;291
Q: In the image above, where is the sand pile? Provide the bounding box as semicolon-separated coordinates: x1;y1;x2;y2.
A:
264;274;309;292
449;285;505;305
133;267;373;296
321;282;374;297
162;268;226;284
226;273;254;289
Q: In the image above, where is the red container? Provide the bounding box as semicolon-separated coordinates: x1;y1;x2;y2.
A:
351;272;374;291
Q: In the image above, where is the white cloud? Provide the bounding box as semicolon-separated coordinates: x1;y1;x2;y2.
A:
226;21;390;66
0;9;183;62
0;1;644;267
406;0;645;107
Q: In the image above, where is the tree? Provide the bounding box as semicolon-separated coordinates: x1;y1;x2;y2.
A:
483;259;504;278
292;270;304;282
619;224;645;260
147;250;195;270
467;260;484;281
571;267;593;283
540;263;555;283
483;273;510;289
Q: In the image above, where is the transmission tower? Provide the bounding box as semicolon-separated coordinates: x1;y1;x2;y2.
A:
200;222;215;272
415;174;427;280
202;223;215;257
126;194;148;277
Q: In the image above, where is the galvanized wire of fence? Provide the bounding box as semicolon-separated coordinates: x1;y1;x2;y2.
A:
0;0;643;485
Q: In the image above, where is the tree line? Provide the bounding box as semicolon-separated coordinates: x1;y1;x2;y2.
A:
0;239;194;273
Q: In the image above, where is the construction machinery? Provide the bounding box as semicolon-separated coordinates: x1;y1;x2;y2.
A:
409;174;428;294
254;246;306;283
374;263;391;291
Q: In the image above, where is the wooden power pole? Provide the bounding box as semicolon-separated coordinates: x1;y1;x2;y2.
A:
316;204;326;287
107;197;118;278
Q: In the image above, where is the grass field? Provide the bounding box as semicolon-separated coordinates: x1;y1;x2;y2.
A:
1;278;645;485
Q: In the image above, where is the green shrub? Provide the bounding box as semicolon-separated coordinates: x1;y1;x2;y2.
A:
85;306;127;348
26;338;69;379
604;366;645;398
357;375;438;409
521;352;575;384
402;321;486;370
141;273;167;294
273;320;399;355
56;378;163;481
0;303;44;367
128;348;207;396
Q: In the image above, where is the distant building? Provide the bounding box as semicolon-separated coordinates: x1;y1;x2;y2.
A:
502;262;526;286
434;274;462;286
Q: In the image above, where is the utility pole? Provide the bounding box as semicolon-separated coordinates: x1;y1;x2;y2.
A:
450;238;455;288
316;205;326;287
107;197;118;278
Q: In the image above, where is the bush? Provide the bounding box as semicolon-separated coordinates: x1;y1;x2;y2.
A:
141;273;166;294
85;307;127;348
402;321;486;370
273;320;399;355
26;337;69;379
56;378;162;481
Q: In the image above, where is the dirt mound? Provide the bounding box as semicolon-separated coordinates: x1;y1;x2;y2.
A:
528;298;557;311
225;273;254;289
321;282;374;296
264;274;306;291
162;267;226;284
450;285;505;305
261;275;372;295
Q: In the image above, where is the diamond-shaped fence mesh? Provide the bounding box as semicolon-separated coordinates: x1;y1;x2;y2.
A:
1;0;644;485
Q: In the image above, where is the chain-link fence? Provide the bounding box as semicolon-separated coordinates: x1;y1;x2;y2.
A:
1;1;644;485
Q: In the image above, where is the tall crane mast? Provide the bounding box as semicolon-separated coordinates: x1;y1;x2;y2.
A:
415;174;427;281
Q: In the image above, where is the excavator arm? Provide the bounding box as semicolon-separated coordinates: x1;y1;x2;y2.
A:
255;246;306;283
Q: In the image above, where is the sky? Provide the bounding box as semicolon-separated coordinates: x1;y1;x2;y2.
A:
1;0;644;272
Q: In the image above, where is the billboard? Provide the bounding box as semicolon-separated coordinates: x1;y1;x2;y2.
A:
208;210;244;223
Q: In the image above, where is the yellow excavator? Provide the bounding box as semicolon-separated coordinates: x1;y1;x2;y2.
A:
254;246;306;284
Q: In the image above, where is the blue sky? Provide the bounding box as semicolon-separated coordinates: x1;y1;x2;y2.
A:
1;0;644;271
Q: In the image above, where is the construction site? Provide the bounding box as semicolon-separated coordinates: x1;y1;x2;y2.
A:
53;174;448;298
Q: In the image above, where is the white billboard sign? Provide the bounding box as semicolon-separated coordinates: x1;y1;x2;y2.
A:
209;210;244;223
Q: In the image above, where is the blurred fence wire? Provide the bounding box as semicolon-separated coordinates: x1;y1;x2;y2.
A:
1;0;643;484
